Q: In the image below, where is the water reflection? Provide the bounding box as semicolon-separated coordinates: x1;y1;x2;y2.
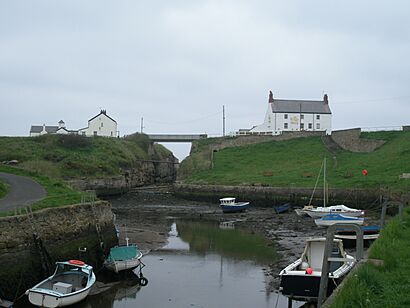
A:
63;221;302;308
175;221;277;264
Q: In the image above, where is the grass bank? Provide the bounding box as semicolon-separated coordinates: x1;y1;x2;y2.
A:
330;207;410;307
181;131;410;191
0;134;172;179
0;165;83;217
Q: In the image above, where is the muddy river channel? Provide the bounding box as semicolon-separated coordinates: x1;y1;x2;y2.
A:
19;192;330;307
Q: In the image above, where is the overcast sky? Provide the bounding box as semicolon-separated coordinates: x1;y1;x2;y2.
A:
1;1;409;159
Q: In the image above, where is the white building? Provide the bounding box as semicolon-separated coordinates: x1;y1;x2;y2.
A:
29;120;72;137
78;110;118;137
29;110;118;137
244;91;332;135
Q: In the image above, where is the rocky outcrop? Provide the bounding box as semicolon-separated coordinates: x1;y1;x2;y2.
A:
67;155;178;196
0;202;117;300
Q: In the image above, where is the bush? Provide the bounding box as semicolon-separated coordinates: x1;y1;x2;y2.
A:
57;135;91;149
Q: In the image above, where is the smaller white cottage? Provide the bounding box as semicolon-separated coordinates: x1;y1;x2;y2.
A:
78;110;117;137
244;91;332;135
30;120;71;136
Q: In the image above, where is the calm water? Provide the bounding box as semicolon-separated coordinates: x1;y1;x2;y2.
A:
43;222;304;308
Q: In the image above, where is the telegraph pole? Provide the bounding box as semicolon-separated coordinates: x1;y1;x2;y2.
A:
223;105;226;137
140;117;144;133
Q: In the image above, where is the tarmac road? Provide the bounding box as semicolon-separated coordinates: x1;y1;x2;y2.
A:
0;172;46;212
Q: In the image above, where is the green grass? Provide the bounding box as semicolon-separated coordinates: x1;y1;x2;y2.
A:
0;180;8;198
331;208;410;307
181;131;410;191
0;134;172;179
0;165;83;217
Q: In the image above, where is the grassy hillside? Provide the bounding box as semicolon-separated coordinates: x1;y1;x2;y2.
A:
0;134;172;180
181;131;410;191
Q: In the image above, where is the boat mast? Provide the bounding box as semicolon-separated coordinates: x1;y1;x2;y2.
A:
323;158;326;207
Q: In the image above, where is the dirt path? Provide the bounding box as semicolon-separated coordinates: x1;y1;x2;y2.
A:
0;172;46;212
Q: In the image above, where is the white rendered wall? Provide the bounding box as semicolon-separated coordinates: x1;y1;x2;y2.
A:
250;104;332;135
84;115;117;137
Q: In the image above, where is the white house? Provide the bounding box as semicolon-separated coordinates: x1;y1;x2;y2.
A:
243;91;332;135
78;110;118;137
30;120;70;137
29;110;118;137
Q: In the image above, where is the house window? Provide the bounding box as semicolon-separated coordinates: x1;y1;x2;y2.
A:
101;122;104;127
300;114;304;120
82;132;86;136
284;114;288;119
301;123;304;130
308;123;313;129
93;131;97;136
316;123;320;129
316;115;320;120
284;123;288;129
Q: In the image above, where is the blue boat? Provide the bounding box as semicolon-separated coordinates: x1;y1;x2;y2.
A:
274;203;291;214
314;213;364;227
335;225;380;248
219;197;250;213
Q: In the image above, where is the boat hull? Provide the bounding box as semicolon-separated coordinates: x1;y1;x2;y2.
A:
105;258;142;273
280;274;337;301
220;202;250;213
28;287;92;308
315;218;364;227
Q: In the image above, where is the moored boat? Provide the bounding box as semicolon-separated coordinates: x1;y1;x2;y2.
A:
315;213;364;227
305;204;364;218
279;238;355;302
25;260;95;307
104;244;144;273
219;197;250;213
274;203;291;214
335;225;380;248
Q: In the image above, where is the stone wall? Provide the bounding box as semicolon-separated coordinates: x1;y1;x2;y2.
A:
0;201;117;300
174;183;383;208
330;128;385;152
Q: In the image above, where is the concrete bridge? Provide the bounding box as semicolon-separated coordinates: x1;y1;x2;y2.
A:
147;134;207;142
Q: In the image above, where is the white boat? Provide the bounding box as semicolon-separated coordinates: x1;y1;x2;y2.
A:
314;213;364;227
295;205;314;216
305;205;364;218
104;241;144;274
25;260;95;307
305;158;364;219
219;197;250;213
279;238;355;302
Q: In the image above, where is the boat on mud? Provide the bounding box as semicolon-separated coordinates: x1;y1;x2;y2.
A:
219;197;250;213
315;213;364;227
274;203;291;214
25;260;95;307
305;204;364;218
279;238;355;302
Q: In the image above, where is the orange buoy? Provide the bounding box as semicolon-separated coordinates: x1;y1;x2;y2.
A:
68;259;85;266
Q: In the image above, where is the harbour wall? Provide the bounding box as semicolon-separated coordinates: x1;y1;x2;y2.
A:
174;183;397;208
0;201;117;300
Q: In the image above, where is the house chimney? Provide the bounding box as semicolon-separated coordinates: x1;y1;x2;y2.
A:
323;94;328;104
269;91;274;103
